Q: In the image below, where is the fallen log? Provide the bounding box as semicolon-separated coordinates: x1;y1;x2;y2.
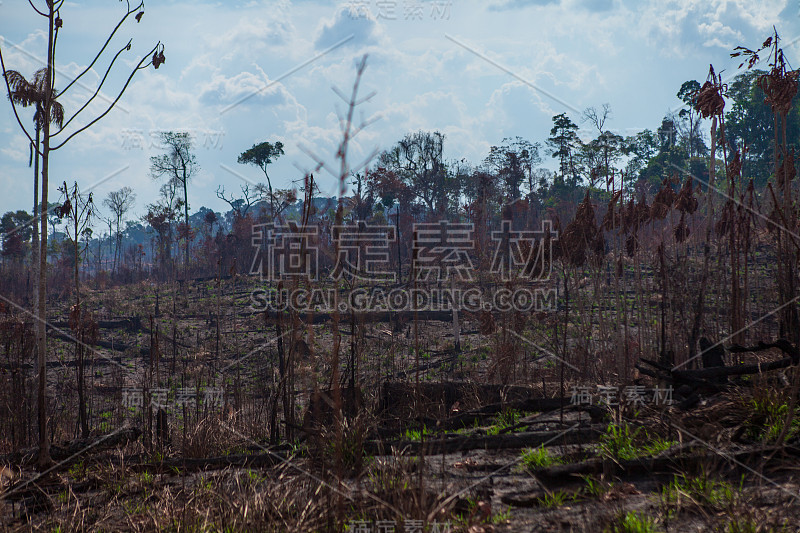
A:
49;330;149;356
532;443;797;484
498;410;602;434
387;353;460;380
264;309;457;325
442;398;603;430
378;382;558;421
672;357;796;381
638;358;672;372
130;452;287;472
363;425;604;455
635;364;664;381
637;339;800;387
0;427;141;467
1;356;127;370
50;428;142;461
727;339;800;362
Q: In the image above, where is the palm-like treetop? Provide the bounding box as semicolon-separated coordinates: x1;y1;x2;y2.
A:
5;67;64;131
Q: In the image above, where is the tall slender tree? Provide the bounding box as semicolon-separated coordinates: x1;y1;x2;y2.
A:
1;0;162;468
57;181;96;438
238;141;285;220
677;80;703;158
583;104;623;190
150;132;197;277
547;113;580;187
104;187;136;275
4;68;65;303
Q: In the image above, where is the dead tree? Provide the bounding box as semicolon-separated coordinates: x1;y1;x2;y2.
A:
1;0;163;468
57;181;97;438
698;336;727;384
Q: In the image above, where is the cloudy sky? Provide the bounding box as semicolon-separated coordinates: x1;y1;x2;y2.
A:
0;0;797;225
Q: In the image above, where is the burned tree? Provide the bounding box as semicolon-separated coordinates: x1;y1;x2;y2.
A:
103;186;136;275
1;0;163;468
237;141;285;220
150;132;197;278
57;181;97;438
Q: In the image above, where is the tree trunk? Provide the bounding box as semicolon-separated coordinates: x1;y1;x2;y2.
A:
73;211;88;439
688;115;717;367
35;5;54;469
32;125;39;311
183;174;189;280
451;276;460;352
396;207;402;282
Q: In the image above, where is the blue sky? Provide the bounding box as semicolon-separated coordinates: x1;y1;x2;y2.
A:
0;0;798;227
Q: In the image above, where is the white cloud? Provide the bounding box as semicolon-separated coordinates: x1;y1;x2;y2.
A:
208;14;297;64
198;70;289;107
632;0;789;57
1;134;30;163
314;8;387;50
0;31;48;76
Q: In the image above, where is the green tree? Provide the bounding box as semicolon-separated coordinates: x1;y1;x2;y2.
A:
580;131;623;190
622;129;659;183
546;113;581;187
725;69;800;183
677;80;704;158
625;117;694;191
657;115;679;150
1;210;33;262
238;141;285;219
485;137;541;201
582;105;623;190
638;146;688;190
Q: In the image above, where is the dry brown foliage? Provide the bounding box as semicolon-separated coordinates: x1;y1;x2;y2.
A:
674;177;698;215
560;192;603;266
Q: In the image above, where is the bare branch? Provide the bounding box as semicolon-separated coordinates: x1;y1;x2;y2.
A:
331;85;349;104
54;40;132;136
51;43;158;151
216;184;261;217
52;14;60;68
582;103;611;133
55;0;143;98
0;47;37;150
27;0;48;17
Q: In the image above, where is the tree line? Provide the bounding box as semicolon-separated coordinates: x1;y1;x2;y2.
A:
2;68;797;287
